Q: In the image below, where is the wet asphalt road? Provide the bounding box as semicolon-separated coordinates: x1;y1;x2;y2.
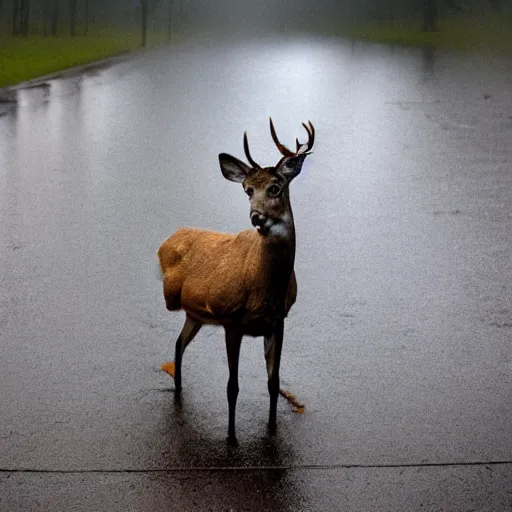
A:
1;34;511;510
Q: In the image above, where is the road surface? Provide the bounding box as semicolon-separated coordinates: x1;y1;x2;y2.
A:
1;34;511;510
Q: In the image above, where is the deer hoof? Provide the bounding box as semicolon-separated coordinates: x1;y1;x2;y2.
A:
226;434;238;447
267;421;278;436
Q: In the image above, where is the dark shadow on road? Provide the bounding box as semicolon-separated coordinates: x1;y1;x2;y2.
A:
150;394;305;510
161;392;299;468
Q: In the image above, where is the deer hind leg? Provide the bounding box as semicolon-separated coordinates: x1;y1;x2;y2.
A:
264;319;284;432
225;328;243;445
171;315;202;395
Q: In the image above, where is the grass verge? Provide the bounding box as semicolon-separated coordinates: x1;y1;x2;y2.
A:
346;14;512;55
0;26;169;88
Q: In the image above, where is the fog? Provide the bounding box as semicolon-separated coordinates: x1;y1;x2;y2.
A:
4;0;510;38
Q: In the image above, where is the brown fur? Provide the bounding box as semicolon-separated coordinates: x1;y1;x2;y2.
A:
158;226;297;337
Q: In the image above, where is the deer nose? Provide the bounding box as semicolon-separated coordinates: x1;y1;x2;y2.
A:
251;212;267;228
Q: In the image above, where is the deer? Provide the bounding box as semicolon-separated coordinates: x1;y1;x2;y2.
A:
157;118;315;444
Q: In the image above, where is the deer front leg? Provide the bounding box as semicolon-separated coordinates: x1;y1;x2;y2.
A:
264;318;284;432
225;328;243;445
162;315;202;395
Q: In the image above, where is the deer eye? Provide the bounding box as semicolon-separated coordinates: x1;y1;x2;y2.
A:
268;185;281;197
245;187;253;198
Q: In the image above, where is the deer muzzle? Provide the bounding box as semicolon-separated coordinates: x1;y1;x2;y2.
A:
251;212;267;231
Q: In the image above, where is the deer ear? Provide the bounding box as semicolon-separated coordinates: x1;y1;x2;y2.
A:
276;154;307;182
219;153;251;183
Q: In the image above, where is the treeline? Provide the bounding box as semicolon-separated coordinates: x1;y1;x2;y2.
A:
1;0;511;40
2;0;171;42
7;0;92;36
360;0;511;24
9;0;88;36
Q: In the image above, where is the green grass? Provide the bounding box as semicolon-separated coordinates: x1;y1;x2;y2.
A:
346;14;512;55
0;25;169;88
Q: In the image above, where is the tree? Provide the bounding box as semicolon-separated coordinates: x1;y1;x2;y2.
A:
140;0;148;47
12;0;30;36
12;0;19;34
422;0;438;32
51;0;59;36
444;0;463;12
43;0;48;35
387;0;395;29
21;0;29;36
167;0;171;40
84;0;89;35
69;0;77;36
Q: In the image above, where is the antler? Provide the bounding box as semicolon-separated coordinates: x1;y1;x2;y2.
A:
297;121;315;154
269;118;315;158
243;131;261;168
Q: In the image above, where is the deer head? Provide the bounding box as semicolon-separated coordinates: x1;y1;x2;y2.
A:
219;118;315;237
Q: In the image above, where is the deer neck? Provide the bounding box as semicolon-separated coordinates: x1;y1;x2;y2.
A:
257;206;296;302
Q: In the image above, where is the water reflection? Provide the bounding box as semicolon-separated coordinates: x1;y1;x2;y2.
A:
16;82;51;107
422;47;436;79
153;394;302;510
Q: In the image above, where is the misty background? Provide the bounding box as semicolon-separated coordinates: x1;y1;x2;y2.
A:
3;0;511;40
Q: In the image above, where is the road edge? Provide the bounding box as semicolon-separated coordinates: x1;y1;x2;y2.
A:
0;45;156;101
